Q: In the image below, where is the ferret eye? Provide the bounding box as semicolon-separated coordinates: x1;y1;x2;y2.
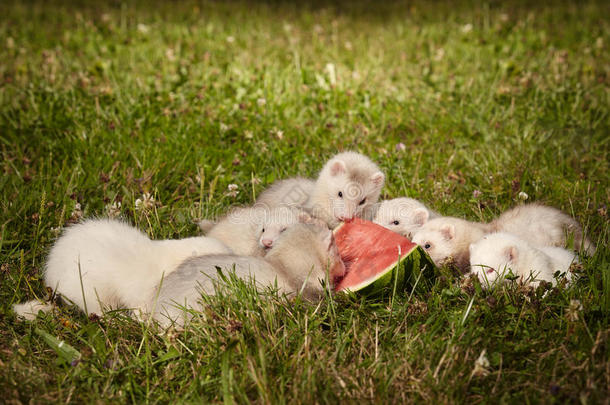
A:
359;198;366;205
280;227;287;233
392;220;400;225
261;228;265;233
424;243;431;249
338;191;343;198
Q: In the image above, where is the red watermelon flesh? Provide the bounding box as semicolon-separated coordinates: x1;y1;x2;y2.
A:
333;218;435;294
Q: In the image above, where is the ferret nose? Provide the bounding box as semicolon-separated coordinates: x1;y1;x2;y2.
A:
337;215;353;222
262;239;273;248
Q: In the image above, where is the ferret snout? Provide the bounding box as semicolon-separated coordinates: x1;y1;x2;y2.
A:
261;238;273;248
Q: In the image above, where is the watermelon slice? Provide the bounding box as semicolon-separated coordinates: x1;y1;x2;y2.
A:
333;218;436;296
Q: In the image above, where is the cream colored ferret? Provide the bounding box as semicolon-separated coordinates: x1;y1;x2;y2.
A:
256;177;315;208
204;205;317;256
469;232;576;289
13;219;231;319
306;151;385;228
372;198;439;239
149;223;346;328
490;203;595;254
255;152;385;228
411;216;491;271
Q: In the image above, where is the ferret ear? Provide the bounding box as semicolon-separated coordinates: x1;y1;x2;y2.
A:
329;159;347;176
412;208;429;226
370;171;385;187
504;246;518;262
440;224;455;240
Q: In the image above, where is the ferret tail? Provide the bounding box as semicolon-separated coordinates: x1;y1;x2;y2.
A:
13;300;54;320
198;219;216;233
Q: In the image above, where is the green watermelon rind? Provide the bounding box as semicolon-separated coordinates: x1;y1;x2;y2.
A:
339;246;437;296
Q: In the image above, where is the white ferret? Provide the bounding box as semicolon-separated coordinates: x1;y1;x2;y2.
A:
305;151;385;228
490;203;595;254
469;232;576;289
205;205;316;256
253;152;385;228
13;219;231;319
149;223;346;328
371;197;440;239
256;177;315;208
411;216;491;271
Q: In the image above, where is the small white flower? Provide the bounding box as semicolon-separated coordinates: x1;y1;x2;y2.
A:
251;177;262;185
225;184;239;198
6;37;15;49
165;48;175;62
137;24;149;34
50;226;61;236
219;123;229;133
518;191;529;201
71;202;83;219
325;63;337;86
434;48;445;62
106;201;122;218
472;349;491;377
395;142;406;152
473;190;482;198
135;193;155;211
461;23;473;33
244;130;254;139
272;128;284;140
257;98;266;107
226;36;235;43
567;299;583;322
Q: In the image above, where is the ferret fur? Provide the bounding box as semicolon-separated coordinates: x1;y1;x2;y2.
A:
13;219;231;318
469;232;576;289
149;224;345;328
371;197;440;239
305;151;385;228
490;203;595;254
411;216;491;271
206;205;316;255
256;177;315;209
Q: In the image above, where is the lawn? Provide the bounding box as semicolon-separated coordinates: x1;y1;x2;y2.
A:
0;0;608;402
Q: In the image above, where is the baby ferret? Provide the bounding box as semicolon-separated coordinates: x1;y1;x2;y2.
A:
149;223;346;328
371;197;439;239
469;232;575;289
490;203;595;254
255;151;385;228
14;219;231;319
411;216;491;271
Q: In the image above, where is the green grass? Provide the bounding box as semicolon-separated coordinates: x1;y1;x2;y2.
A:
1;0;608;402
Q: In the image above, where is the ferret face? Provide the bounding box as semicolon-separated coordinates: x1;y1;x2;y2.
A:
411;223;456;266
258;207;311;250
322;158;385;223
469;233;520;289
373;198;431;239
